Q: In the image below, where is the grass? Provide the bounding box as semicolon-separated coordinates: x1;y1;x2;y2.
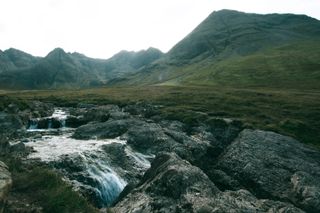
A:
123;40;320;91
2;85;320;148
0;155;98;213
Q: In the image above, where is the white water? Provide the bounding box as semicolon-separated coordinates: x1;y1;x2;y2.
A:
26;134;126;162
24;108;151;207
27;108;68;131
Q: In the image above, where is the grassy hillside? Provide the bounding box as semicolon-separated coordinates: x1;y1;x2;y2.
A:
3;86;320;148
115;10;320;89
158;40;320;89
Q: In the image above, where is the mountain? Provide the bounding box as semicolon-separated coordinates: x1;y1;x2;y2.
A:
104;48;163;79
1;10;320;89
0;48;39;74
0;47;163;89
114;10;320;89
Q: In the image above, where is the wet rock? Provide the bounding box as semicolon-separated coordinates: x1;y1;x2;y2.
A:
215;129;320;212
9;141;26;153
114;152;218;212
114;152;302;213
36;118;49;129
65;115;88;128
0;112;24;135
124;122;174;153
0;161;12;202
73;119;136;139
123;102;159;118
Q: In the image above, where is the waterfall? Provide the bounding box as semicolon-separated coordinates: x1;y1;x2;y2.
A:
25;134;129;207
27;108;68;130
24;107;152;208
84;155;126;206
28;119;39;129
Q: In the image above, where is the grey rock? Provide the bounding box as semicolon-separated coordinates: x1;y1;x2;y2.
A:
0;112;23;135
114;152;303;213
65;115;88;128
0;161;12;202
215;129;320;212
114;152;218;213
73;119;137;139
9;141;26;153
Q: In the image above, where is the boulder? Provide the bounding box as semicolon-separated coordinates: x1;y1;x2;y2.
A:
0;161;12;202
9;141;26;153
0;112;24;135
215;129;320;212
73;119;137;139
65;115;88;128
114;152;303;213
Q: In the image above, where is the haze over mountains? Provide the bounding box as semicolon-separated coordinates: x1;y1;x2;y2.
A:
1;9;320;89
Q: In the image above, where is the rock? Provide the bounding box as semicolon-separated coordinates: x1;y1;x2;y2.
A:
114;152;218;213
0;112;24;135
210;189;304;213
215;129;320;212
114;152;302;213
0;161;12;202
9;141;26;153
37;118;49;129
21;138;30;143
65;115;87;128
7;103;19;113
123;102;159;118
51;118;62;128
73;119;136;139
124;122;174;153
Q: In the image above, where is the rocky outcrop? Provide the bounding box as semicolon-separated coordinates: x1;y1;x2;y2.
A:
113;152;303;213
0;161;12;208
0;112;24;135
73;119;137;139
214;129;320;212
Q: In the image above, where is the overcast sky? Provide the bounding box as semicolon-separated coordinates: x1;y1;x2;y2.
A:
0;0;319;59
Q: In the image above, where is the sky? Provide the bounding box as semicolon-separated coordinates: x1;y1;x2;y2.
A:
0;0;319;59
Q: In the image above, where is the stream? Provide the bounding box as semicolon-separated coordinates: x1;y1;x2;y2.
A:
23;108;152;207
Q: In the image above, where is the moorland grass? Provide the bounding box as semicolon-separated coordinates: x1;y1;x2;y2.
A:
3;85;320;148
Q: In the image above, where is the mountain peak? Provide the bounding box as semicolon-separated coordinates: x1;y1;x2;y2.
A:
46;47;68;59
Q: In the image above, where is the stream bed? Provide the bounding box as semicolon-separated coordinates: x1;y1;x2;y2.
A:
23;108;152;207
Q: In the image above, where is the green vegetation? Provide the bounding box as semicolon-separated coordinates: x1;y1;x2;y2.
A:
3;85;320;148
0;155;97;213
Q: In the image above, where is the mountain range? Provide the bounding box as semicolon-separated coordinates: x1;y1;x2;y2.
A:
1;9;320;89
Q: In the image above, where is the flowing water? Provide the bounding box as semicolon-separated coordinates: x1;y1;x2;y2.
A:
24;108;151;207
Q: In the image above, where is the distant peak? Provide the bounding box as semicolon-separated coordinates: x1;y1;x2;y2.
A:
52;47;66;53
146;47;163;53
46;47;68;58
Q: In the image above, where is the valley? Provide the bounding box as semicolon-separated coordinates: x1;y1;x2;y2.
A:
1;8;320;213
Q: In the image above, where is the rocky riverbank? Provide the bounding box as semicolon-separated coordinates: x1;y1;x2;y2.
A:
0;99;319;212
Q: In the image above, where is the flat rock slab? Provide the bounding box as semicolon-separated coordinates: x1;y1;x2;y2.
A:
0;161;12;201
114;152;303;213
216;129;320;212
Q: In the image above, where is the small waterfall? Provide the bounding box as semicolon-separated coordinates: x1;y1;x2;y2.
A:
25;134;129;207
27;108;68;130
28;119;39;129
85;157;126;206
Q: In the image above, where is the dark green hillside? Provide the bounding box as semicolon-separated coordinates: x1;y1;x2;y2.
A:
0;47;163;89
116;10;320;89
103;47;163;79
167;9;320;63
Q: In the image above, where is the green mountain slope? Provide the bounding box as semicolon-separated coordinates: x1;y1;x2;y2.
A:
114;10;320;89
0;47;163;89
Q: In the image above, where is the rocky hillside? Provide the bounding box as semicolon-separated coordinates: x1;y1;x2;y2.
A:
1;10;320;89
115;10;320;89
0;47;163;89
0;97;319;212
